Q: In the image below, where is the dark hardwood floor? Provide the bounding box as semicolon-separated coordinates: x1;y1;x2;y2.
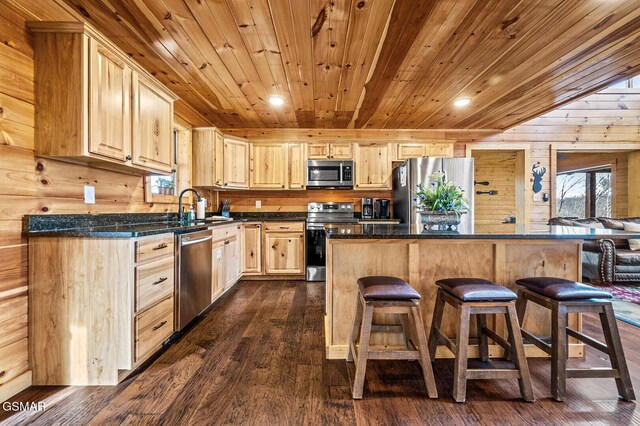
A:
2;280;639;425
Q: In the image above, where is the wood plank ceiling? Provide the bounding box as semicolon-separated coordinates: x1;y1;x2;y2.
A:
57;0;640;129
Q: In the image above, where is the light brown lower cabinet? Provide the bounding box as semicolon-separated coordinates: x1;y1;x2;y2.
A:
212;240;226;302
211;223;242;303
263;231;305;275
29;233;176;386
238;221;305;277
241;223;262;274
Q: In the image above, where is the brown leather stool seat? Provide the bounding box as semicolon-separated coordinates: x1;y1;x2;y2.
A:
357;276;421;300
348;276;437;399
436;278;517;301
515;277;634;401
428;278;534;403
515;277;612;300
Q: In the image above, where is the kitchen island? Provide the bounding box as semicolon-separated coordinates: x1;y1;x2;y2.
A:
324;223;640;359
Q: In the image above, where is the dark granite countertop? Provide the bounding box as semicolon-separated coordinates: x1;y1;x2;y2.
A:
23;213;238;238
324;223;640;240
230;212;307;222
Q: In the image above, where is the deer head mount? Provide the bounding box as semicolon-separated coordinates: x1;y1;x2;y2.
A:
531;162;546;193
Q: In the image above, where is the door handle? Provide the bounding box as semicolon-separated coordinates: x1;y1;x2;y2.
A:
152;277;168;286
153;321;167;331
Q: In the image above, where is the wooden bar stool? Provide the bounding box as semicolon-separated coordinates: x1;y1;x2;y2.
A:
515;277;635;402
428;278;534;403
347;276;438;399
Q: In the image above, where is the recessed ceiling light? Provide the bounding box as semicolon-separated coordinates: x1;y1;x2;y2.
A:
268;96;284;106
454;97;471;107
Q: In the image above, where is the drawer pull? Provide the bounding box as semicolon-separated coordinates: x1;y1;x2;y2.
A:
279;226;289;230
224;240;230;245
153;277;168;286
153;321;168;331
0;370;5;378
153;243;168;251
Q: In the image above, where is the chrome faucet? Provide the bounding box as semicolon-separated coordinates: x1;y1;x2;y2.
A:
178;188;202;223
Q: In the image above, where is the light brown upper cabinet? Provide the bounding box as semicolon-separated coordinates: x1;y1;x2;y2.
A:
396;143;427;160
192;130;249;189
249;143;306;190
131;73;175;173
193;128;224;187
223;137;250;189
287;143;306;189
28;22;177;175
308;142;353;159
88;39;131;162
396;142;454;160
426;143;454;157
355;144;392;189
250;143;287;189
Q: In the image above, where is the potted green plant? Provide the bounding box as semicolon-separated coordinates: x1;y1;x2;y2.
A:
157;178;175;195
413;172;469;231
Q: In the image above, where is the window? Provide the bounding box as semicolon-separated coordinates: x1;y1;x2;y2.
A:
556;168;612;218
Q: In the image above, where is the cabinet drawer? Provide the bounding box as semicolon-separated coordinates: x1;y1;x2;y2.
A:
211;223;240;243
263;222;304;232
135;296;174;362
136;234;174;263
136;256;175;312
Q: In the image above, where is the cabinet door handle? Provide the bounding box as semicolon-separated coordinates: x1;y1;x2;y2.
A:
153;243;168;251
152;277;168;286
153;321;167;331
125;155;132;161
225;240;230;245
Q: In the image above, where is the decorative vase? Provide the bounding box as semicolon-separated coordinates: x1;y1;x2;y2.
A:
419;210;466;231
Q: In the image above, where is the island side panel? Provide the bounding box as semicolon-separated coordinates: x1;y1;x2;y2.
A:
327;240;410;359
325;238;584;359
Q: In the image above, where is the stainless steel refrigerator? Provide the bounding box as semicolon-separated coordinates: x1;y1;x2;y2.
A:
393;157;475;233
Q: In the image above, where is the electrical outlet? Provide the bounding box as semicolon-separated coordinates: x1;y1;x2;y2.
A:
84;185;96;204
255;200;261;209
533;193;542;202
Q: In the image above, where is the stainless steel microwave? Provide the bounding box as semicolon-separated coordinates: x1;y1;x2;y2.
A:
306;160;354;188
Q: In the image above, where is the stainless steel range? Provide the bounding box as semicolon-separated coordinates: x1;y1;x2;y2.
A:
306;202;358;281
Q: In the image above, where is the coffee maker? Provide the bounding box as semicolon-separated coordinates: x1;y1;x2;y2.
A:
361;198;374;219
374;199;391;219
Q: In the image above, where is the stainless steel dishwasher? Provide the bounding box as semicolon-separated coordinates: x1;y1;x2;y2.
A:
176;229;212;331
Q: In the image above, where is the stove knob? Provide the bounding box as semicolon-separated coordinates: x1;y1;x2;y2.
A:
309;203;316;210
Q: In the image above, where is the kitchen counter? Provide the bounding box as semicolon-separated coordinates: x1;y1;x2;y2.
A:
323;223;640;361
22;213;236;238
325;223;640;240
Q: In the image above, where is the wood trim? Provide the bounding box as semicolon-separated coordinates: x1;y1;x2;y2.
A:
0;370;31;403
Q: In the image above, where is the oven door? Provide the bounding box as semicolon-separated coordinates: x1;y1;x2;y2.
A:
305;223;326;281
306;160;353;188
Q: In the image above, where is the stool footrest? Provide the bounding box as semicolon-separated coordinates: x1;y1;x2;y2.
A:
567;368;620;379
433;327;456;354
467;368;521;380
566;327;609;355
521;329;552;355
481;327;511;352
371;324;404;333
368;350;421;360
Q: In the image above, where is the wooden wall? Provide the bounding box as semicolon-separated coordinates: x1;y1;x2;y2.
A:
223;189;392;213
472;151;517;227
467;87;640;224
557;152;629;217
0;3;196;401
